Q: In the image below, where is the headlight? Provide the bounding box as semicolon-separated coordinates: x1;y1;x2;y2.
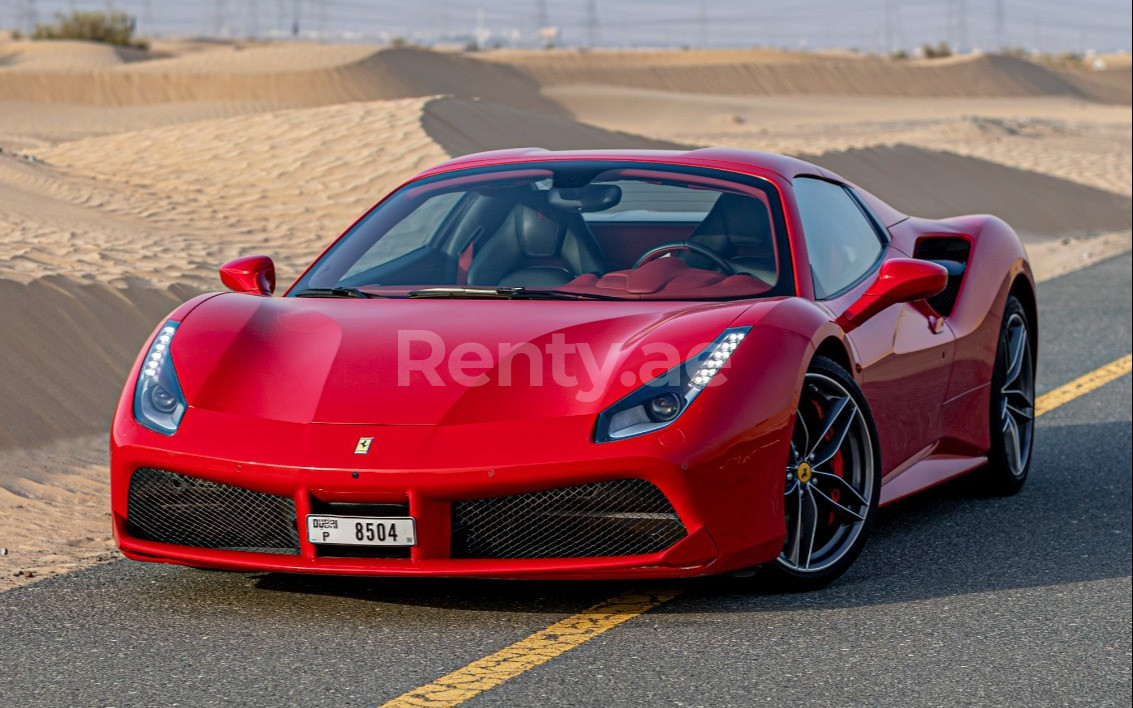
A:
134;321;187;435
595;327;750;442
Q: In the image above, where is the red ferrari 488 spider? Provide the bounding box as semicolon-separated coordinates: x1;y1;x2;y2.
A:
111;148;1036;589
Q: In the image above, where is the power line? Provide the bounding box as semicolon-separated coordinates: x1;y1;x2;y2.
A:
212;0;224;36
885;0;894;51
585;0;596;48
698;0;707;48
247;0;259;37
995;0;1005;48
13;0;1128;51
957;0;968;49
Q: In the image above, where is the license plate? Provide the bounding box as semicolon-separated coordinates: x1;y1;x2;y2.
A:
306;515;416;546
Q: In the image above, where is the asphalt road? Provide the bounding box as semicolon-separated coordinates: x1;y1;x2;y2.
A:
2;254;1130;707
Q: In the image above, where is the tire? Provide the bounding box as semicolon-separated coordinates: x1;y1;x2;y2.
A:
762;355;882;592
980;295;1036;495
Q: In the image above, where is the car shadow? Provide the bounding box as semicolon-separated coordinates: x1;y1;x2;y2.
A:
246;419;1130;614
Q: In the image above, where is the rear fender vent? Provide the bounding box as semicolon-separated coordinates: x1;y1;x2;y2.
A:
913;236;971;317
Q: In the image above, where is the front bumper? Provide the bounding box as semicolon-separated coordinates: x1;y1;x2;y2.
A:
110;410;789;580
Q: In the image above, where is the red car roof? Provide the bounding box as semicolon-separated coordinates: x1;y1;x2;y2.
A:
418;147;837;182
416;147;906;227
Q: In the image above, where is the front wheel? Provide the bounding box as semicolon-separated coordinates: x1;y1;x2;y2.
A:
762;355;882;591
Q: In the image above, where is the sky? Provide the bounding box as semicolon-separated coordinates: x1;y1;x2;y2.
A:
5;0;1131;53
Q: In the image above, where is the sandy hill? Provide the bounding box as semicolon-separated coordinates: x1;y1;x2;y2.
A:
484;50;1131;105
1059;65;1133;105
422;96;681;156
0;277;193;449
0;39;153;70
0;45;562;114
804;145;1132;239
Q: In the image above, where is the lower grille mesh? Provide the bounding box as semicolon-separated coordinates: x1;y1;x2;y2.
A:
127;468;300;555
452;479;686;559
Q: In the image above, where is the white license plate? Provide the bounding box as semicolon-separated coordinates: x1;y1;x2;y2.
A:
306;515;416;546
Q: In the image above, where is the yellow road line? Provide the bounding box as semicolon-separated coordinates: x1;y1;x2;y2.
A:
380;354;1132;708
380;589;680;708
1036;354;1132;416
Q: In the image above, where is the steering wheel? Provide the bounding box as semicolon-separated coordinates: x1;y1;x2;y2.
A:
633;241;735;275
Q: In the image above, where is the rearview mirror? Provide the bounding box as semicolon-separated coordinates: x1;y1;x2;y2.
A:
220;255;276;296
837;258;948;331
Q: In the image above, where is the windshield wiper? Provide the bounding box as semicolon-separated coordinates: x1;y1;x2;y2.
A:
407;286;619;301
292;287;374;299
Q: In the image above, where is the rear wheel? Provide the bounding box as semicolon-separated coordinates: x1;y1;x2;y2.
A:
980;296;1035;495
763;356;881;591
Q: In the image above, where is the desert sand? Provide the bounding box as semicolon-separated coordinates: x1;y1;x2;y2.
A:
1;40;1129;591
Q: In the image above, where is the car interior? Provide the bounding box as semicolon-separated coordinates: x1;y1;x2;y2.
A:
324;171;788;300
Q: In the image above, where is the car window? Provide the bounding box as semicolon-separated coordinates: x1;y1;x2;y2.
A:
291;161;793;301
342;191;463;278
584;180;722;222
794;177;885;299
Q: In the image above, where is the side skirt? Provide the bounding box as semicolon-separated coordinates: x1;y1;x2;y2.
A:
879;454;987;506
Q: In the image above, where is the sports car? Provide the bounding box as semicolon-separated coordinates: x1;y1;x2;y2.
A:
110;147;1037;589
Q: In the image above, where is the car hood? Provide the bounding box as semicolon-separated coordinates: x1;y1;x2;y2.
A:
171;293;777;426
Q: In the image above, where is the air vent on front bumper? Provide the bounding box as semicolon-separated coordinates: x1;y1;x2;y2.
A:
127;468;300;555
451;479;687;559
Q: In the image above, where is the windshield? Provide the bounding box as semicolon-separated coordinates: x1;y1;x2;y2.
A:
291;161;792;301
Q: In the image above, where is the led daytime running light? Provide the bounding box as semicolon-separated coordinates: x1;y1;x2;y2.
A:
142;325;176;383
691;331;746;388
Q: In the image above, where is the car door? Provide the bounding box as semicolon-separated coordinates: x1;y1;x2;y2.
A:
794;177;955;476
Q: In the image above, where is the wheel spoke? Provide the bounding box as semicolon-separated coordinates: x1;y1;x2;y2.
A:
1003;413;1022;472
1004;387;1033;417
1003;386;1033;406
801;487;819;570
1004;324;1027;386
811;397;858;467
787;484;804;566
812;470;868;507
810;485;866;522
794;410;811;462
806;396;849;457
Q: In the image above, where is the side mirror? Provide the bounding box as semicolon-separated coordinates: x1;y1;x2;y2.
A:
220;255;276;296
837;258;948;331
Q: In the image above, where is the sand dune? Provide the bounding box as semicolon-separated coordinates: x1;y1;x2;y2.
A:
0;39;154;70
0;99;297;147
421;96;681;156
0;46;561;115
0;278;194;450
1061;66;1133;105
485;51;1131;104
34;97;450;287
802;145;1132;239
547;89;1133;197
19;95;679;288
